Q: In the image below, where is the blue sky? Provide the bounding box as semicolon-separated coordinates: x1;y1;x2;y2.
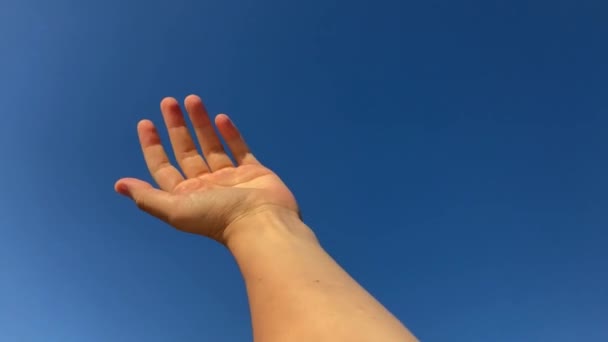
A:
1;0;606;341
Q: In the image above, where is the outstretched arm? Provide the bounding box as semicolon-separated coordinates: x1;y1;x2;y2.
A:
228;209;416;342
115;95;417;342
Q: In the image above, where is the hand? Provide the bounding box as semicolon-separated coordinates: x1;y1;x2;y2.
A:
114;95;300;243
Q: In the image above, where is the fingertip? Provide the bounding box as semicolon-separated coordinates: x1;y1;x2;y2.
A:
116;178;155;193
137;119;155;130
114;180;131;198
160;96;179;110
215;113;232;126
137;120;161;146
216;114;241;141
185;94;202;106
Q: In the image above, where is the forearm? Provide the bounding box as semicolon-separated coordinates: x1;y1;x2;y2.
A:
226;208;417;342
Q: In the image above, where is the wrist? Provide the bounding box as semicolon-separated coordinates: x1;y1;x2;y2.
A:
224;205;318;252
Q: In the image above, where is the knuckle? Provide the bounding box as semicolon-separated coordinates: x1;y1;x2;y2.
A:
134;196;147;210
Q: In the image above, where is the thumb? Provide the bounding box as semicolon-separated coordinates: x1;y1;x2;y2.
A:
115;178;174;221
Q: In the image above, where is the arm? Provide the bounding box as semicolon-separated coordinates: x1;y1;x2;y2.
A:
227;208;416;342
115;95;417;342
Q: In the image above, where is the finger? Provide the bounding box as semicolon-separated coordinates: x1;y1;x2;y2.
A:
160;97;210;177
215;114;260;165
184;95;234;171
115;177;175;222
137;119;184;191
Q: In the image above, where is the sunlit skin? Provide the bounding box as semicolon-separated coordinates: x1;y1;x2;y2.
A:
114;95;300;243
115;95;417;342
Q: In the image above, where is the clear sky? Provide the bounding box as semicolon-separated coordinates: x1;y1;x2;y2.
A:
1;0;606;341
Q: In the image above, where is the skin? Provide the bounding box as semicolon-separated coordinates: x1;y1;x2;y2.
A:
115;95;418;342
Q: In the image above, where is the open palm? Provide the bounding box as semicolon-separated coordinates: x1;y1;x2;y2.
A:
115;95;299;243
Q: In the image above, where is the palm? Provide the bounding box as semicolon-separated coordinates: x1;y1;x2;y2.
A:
177;164;280;193
115;95;299;242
